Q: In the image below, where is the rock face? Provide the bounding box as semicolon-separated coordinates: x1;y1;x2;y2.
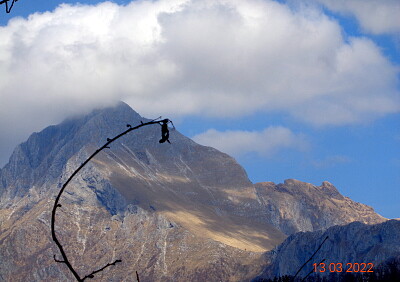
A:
255;220;400;280
0;103;134;200
0;199;265;281
0;102;388;281
254;180;386;235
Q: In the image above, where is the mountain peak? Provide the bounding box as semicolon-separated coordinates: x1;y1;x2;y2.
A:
90;101;141;119
0;102;252;206
0;102;144;199
1;100;283;254
319;180;341;197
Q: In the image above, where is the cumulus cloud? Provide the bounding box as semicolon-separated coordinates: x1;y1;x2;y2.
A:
313;0;400;35
0;0;399;164
192;126;309;157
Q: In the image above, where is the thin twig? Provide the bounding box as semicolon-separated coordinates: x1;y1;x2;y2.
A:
301;258;326;281
81;259;122;281
54;255;66;264
293;236;329;279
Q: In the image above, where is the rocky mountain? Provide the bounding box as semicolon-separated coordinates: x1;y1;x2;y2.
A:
0;102;388;281
254;219;400;281
255;180;386;235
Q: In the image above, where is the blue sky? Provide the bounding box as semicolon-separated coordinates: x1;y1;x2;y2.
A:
0;0;399;218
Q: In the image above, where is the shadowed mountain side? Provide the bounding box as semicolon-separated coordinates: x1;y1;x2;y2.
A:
254;220;400;280
0;101;143;202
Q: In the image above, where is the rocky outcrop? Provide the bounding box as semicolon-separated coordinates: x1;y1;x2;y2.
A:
254;180;386;235
254;220;400;280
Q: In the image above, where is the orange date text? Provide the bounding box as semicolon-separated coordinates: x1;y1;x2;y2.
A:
313;262;374;273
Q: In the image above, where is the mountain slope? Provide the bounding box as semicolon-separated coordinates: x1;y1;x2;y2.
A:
0;198;267;282
254;219;400;280
0;102;146;200
255;180;386;235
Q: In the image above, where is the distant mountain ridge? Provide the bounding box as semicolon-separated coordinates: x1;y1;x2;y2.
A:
254;220;400;280
0;102;389;281
255;180;386;235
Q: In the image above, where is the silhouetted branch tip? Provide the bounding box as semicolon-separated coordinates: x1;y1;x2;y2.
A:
1;0;18;13
54;255;65;263
127;124;132;128
57;204;62;208
107;138;111;141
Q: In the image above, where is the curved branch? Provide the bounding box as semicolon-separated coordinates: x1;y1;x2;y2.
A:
1;0;18;13
51;118;166;281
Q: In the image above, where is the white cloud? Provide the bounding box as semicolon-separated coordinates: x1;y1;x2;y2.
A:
313;0;400;35
192;126;309;157
0;0;399;164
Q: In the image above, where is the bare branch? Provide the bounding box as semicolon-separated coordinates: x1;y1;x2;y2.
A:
81;259;122;281
51;117;169;281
